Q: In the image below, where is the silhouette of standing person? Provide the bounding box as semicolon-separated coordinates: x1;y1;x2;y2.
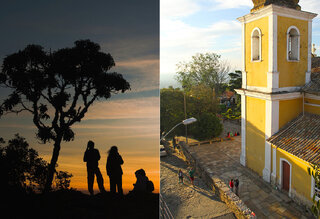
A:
106;146;124;195
83;140;105;195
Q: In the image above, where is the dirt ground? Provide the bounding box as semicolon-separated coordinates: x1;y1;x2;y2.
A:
161;151;235;219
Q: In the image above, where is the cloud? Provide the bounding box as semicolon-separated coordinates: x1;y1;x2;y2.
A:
300;0;320;15
84;97;159;120
160;0;201;18
160;18;241;76
207;0;252;10
115;58;159;92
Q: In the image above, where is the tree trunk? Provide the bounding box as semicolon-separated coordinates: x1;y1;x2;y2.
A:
43;136;62;193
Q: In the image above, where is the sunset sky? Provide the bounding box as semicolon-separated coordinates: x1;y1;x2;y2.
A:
0;0;159;193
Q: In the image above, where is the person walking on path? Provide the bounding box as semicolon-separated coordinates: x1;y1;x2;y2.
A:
229;179;234;192
178;169;184;184
83;140;105;195
235;179;239;196
188;167;195;186
106;146;124;195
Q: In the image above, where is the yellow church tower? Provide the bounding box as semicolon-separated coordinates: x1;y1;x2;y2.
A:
236;0;317;188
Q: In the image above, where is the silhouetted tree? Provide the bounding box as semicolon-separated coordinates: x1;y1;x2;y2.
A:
0;40;130;192
54;170;73;190
0;134;47;193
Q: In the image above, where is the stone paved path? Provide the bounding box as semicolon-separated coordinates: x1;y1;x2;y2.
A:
183;136;314;219
161;152;235;219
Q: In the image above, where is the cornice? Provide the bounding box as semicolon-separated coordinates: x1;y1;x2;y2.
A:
237;4;317;24
235;88;302;100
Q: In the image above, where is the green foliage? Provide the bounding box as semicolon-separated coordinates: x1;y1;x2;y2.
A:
160;87;185;138
187;84;218;116
228;70;242;91
175;53;230;95
308;163;320;218
190;113;222;141
221;108;241;120
160;86;222;141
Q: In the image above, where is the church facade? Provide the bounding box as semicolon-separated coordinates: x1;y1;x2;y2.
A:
235;0;320;206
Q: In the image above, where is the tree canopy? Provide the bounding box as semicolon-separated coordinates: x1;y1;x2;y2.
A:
0;40;130;192
228;70;242;91
175;53;230;95
160;87;222;141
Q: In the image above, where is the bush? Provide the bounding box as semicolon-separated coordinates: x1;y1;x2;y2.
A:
0;134;73;193
191;113;222;141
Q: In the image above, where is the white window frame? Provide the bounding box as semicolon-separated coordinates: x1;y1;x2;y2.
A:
287;26;300;62
311;175;320;201
251;27;262;62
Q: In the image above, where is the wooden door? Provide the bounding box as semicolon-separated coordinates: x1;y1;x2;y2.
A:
282;161;290;192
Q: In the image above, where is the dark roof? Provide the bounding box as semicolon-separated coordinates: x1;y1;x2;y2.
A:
301;72;320;95
312;57;320;69
251;0;301;12
267;113;320;165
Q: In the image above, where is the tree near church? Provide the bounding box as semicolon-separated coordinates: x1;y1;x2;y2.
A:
175;53;230;96
228;70;242;91
308;163;320;217
0;40;130;192
160;87;185;138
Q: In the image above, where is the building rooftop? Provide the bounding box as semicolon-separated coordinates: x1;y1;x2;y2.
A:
251;0;301;12
267;113;320;164
301;72;320;95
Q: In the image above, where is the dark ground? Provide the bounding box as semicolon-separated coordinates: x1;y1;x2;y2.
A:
1;190;159;219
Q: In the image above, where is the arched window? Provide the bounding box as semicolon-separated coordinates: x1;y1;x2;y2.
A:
287;26;300;61
251;28;261;61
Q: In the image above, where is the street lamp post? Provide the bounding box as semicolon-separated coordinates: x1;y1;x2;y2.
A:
160;118;197;142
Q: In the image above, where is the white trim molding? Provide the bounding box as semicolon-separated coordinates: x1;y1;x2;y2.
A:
308;20;312;73
242;71;247;89
251;27;262;62
287;26;300;62
269;14;278;73
305;71;311;84
237;5;317;24
267;71;279;91
271;148;277;184
240;94;246;166
246;85;301;94
305;93;320;101
235;89;302;101
279;158;292;197
263;99;279;183
242;21;247;89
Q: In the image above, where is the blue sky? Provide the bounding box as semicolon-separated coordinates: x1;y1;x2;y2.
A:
160;0;320;88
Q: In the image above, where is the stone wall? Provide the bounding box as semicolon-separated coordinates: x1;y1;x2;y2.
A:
178;141;256;219
221;119;241;137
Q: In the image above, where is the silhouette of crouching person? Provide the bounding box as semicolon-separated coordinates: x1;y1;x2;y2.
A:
132;169;154;193
106;146;124;195
83;140;105;195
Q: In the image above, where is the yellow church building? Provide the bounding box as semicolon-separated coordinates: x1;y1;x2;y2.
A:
235;0;320;207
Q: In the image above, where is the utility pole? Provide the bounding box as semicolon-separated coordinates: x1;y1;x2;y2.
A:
183;88;188;144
